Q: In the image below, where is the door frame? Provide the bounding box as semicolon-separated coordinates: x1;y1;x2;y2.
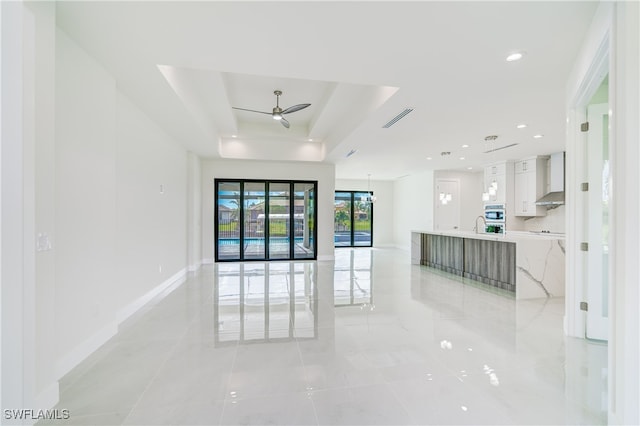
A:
565;25;610;340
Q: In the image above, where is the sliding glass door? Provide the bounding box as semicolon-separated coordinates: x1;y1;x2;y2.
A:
215;179;317;261
334;191;373;247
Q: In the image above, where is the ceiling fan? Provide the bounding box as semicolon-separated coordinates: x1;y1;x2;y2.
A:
232;90;310;129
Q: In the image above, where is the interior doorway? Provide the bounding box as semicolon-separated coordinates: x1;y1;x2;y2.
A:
434;179;460;231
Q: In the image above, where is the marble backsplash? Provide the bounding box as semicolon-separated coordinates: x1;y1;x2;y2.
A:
522;205;566;233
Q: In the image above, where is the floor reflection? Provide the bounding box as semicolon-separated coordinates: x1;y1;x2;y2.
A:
214;262;318;345
334;248;373;307
46;247;608;425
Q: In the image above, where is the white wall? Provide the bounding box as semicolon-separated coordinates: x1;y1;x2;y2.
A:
335;178;394;247
393;170;434;251
114;93;188;315
201;159;335;261
55;27;119;370
53;27;188;385
433;170;484;232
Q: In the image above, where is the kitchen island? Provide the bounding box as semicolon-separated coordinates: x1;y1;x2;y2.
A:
411;230;565;299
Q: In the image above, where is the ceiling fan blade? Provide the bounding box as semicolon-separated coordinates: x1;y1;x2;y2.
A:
282;103;311;114
232;107;272;115
280;117;290;128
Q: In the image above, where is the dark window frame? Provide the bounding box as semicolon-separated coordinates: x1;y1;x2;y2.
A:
334;190;374;248
215;179;318;262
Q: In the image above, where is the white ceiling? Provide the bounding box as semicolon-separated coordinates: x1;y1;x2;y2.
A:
55;1;599;180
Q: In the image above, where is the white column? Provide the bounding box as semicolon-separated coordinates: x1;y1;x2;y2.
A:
610;2;640;424
1;0;37;420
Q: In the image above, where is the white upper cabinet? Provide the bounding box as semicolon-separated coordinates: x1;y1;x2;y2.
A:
514;156;548;216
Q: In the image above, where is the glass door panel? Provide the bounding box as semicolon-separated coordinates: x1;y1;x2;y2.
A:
334;191;373;247
215;180;316;262
268;183;291;259
353;192;373;246
217;182;241;260
294;183;316;259
586;101;610;341
334;192;352;247
243;182;266;260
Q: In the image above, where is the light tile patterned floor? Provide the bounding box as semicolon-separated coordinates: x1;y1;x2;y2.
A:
41;248;607;425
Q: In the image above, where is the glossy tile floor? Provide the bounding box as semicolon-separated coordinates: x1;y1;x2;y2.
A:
43;248;607;425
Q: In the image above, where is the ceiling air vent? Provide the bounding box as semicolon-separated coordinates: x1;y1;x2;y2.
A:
382;108;414;128
483;143;519;153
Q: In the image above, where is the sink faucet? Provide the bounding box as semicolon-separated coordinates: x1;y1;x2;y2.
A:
474;215;486;234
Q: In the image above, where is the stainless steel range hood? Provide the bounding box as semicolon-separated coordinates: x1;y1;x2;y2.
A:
535;191;565;206
536;152;565;207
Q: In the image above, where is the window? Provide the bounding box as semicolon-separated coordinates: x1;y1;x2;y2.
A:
334;191;373;247
215;179;317;261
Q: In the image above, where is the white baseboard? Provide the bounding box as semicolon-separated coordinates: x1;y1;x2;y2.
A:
201;258;214;265
55;321;117;380
56;268;187;381
116;268;186;324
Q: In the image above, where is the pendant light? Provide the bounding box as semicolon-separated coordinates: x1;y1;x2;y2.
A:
360;174;377;203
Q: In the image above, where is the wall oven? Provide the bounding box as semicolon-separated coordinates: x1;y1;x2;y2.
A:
484;203;506;234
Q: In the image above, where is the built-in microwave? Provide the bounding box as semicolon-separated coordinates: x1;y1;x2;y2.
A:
484;204;506;222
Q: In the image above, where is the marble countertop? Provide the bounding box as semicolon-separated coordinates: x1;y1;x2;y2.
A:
411;229;565;242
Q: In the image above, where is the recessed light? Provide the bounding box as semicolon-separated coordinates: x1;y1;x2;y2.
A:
467;167;473;170
231;134;237;138
459;157;465;160
462;144;469;148
516;124;527;129
308;138;313;142
426;157;432;160
506;52;524;62
533;134;544;139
